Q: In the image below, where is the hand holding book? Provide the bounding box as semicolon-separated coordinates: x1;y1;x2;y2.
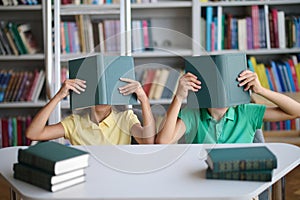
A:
119;77;141;96
175;72;201;102
56;79;86;100
238;70;264;94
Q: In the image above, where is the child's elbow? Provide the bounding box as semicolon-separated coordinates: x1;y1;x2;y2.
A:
25;129;39;141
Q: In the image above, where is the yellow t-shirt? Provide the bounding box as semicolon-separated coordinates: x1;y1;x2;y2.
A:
61;110;140;145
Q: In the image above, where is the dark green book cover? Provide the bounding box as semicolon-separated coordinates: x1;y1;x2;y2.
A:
7;22;27;55
17;141;89;175
206;146;277;173
206;168;273;182
68;54;138;110
184;53;250;108
13;163;85;186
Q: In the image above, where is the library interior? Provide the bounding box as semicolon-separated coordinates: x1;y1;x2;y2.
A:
0;0;300;200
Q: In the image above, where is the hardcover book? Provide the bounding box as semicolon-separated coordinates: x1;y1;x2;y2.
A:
68;54;138;110
184;53;250;108
17;141;89;175
14;171;85;192
205;146;277;173
13;163;85;185
206;168;273;182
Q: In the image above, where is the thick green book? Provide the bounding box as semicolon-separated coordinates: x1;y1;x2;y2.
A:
206;146;277;173
17;141;89;175
14;171;85;192
184;53;250;108
68;54;138;110
206;168;273;182
13;163;85;185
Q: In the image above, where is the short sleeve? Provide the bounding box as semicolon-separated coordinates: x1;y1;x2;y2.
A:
122;110;140;131
61;114;76;140
244;104;266;130
178;108;199;136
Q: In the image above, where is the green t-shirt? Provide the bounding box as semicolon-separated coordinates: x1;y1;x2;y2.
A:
178;104;266;144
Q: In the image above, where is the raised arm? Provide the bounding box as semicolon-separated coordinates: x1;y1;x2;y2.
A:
26;79;86;141
119;78;156;144
238;70;300;122
155;72;201;144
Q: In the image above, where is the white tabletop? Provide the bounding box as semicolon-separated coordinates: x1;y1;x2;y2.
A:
0;143;299;200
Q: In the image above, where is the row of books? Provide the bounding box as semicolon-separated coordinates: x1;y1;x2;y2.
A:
130;0;158;3
263;118;300;131
0;0;40;6
13;141;89;192
201;0;265;2
205;146;277;182
61;0;119;5
248;55;300;93
0;116;32;148
0;21;40;56
61;0;158;5
0;69;45;103
60;17;154;54
137;67;184;100
202;6;300;52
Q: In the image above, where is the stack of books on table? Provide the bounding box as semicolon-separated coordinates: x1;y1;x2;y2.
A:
205;146;277;182
13;141;89;192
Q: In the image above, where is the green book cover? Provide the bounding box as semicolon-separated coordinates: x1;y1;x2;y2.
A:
17;141;89;175
184;53;250;108
205;146;277;173
206;168;273;182
13;163;85;186
68;54;138;110
7;22;27;54
14;169;85;192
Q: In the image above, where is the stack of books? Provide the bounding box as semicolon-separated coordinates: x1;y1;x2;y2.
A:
13;141;89;192
205;146;277;182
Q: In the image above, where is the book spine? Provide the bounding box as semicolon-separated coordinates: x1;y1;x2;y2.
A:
206;169;273;182
18;149;56;174
212;159;277;173
14;172;52;191
13;163;52;187
206;6;213;51
97;55;107;104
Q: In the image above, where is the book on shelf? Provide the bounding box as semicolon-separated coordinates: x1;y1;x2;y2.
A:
13;163;86;192
7;22;27;55
206;168;273;182
205;146;277;173
68;54;138;110
17;141;89;175
1;21;19;56
184;53;250;108
17;23;40;54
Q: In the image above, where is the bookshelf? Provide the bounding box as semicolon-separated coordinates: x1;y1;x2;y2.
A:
0;0;52;148
52;0;300;143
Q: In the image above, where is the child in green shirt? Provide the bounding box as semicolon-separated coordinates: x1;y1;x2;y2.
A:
156;70;300;144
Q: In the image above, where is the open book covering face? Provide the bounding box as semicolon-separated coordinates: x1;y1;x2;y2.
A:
184;53;251;108
68;54;138;110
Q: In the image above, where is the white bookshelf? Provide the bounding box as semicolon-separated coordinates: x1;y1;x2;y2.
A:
0;1;52;110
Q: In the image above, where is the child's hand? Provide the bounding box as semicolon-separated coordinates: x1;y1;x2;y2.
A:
176;72;201;101
119;78;147;101
237;70;263;94
56;79;86;100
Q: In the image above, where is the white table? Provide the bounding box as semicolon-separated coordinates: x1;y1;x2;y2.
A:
0;143;299;200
